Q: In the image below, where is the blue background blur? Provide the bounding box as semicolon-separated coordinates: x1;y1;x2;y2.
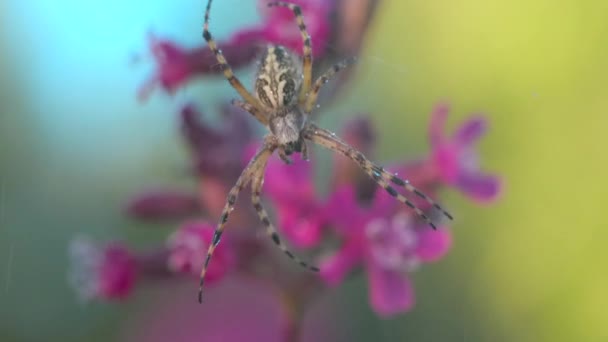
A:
1;0;607;341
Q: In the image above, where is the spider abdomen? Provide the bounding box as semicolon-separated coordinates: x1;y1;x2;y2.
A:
255;46;302;109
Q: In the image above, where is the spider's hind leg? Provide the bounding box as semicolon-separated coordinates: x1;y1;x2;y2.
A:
375;165;454;220
304;124;453;229
250;157;319;272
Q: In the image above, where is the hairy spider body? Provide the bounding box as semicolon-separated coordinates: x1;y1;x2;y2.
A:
255;46;302;109
197;0;453;303
256;46;308;154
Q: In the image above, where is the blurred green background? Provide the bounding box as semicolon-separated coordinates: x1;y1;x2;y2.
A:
1;0;607;341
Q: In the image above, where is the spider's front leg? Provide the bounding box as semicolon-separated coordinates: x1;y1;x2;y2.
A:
203;0;266;120
304;124;453;229
267;2;313;103
304;57;357;114
198;142;276;303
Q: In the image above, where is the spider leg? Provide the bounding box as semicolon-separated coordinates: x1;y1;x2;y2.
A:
267;2;312;104
198;143;276;303
304;57;357;113
231;99;269;125
203;0;266;118
304;124;453;229
250;157;319;272
300;140;309;161
278;149;293;164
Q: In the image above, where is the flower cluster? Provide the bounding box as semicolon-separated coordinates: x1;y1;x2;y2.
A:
140;0;342;101
69;104;500;309
69;0;501;340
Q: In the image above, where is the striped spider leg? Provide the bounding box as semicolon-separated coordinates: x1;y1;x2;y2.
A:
267;2;313;104
197;0;452;304
198;141;274;303
304;57;358;114
202;0;267;122
304;124;453;229
198;137;317;303
250;153;319;271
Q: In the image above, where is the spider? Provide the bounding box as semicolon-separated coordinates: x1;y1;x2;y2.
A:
198;0;453;303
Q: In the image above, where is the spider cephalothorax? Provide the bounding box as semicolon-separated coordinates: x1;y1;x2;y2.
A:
198;0;453;303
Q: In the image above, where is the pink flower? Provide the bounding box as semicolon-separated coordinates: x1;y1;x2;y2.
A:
261;117;376;248
429;103;502;203
138;30;265;100
181;104;253;179
166;220;235;284
125;189;200;221
263;152;329;248
331;116;378;197
320;187;452;317
139;0;333;99
68;237;138;301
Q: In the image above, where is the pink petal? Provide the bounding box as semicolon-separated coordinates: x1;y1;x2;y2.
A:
140;30;264;99
98;243;138;300
278;207;323;248
320;240;362;286
125;190;199;220
265;154;314;201
166;221;235;283
428;103;450;148
415;228;452;262
456;171;502;203
367;263;415;317
324;186;363;235
332;117;377;189
186;104;253;179
432;143;459;184
180;104;223;151
453;116;487;147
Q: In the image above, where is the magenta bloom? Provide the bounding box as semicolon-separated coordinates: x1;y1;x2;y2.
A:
320;187;452;317
167;220;235;283
139;0;332;99
68;237;138;301
181;104;253;179
262;153;329;248
429;104;502;203
126;189;200;221
260;117;376;248
139;31;264;100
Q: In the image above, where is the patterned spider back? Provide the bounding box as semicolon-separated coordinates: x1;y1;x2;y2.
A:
254;46;303;110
